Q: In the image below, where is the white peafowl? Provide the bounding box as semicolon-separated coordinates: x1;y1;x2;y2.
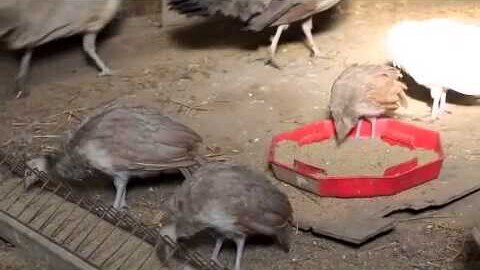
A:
386;18;480;119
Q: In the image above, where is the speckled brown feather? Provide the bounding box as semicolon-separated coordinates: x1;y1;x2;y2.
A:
329;64;408;141
62;102;202;177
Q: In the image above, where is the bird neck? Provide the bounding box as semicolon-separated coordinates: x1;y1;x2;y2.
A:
53;152;89;181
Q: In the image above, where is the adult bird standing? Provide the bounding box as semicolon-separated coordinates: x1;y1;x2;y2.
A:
0;0;123;98
386;19;480;119
168;0;343;67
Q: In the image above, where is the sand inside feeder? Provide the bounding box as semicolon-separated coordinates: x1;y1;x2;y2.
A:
274;139;438;176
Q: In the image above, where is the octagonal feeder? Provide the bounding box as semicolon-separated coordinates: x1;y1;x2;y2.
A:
268;118;444;198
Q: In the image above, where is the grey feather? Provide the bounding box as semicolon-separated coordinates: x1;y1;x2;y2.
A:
25;101;203;209
168;0;342;31
1;0;123;97
0;0;123;49
66;102;203;175
163;162;293;249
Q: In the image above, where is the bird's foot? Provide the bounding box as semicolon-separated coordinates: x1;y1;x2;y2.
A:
112;203;128;212
97;68;116;77
15;90;25;99
119;202;129;211
265;57;283;70
210;258;223;267
310;49;330;60
253;57;283;70
423;115;439;124
13;79;29;99
439;109;452;115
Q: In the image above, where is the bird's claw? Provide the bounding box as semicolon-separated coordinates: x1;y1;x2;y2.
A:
15;90;25;99
253;57;283;70
265;58;283;70
98;69;115;77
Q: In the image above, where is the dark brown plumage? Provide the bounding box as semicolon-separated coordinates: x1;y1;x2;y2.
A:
329;64;408;143
168;0;343;66
159;162;293;270
0;0;123;98
25;102;203;209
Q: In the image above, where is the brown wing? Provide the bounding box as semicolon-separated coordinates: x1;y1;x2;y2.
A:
246;0;301;31
70;104;202;172
271;0;342;26
365;65;408;112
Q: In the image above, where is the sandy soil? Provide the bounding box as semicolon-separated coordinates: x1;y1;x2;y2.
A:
2;0;480;269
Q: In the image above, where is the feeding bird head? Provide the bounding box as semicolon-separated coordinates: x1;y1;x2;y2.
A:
331;109;358;144
24;156;53;189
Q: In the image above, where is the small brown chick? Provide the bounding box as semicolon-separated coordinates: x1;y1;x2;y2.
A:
329;64;408;143
158;162;293;270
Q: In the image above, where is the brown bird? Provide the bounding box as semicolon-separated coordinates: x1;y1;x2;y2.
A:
167;0;343;67
329;64;408;143
158;162;293;270
0;0;123;98
24;101;203;210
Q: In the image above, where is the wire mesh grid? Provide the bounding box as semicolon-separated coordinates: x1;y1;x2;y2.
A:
0;147;226;270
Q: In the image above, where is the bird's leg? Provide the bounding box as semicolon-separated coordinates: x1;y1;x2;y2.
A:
233;236;246;270
439;89;451;114
267;24;289;69
179;167;193;181
369;117;377;139
354;119;363;139
430;87;443;119
83;32;113;76
119;186;128;209
301;17;321;58
158;224;178;262
15;49;33;98
112;174;129;210
210;237;224;265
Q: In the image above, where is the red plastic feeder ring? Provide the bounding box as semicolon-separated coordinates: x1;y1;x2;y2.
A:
268;118;445;198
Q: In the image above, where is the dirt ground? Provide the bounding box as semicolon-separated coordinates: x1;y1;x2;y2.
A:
2;0;480;269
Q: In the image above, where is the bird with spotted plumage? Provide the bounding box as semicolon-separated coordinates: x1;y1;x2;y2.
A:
24;101;203;210
329;64;408;144
167;0;343;67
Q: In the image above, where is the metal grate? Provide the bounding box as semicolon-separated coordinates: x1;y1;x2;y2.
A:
0;147;226;270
